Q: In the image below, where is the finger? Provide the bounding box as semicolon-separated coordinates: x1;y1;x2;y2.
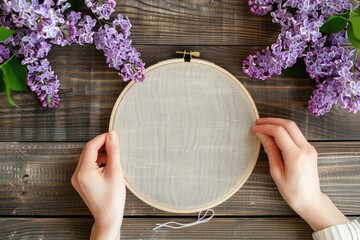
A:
253;124;298;154
256;118;308;147
79;133;108;172
104;131;123;177
255;132;285;181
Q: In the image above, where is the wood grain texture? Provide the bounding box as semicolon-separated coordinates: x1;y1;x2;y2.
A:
1;45;360;142
0;218;92;240
0;217;315;240
114;0;279;45
1;217;359;240
0;142;359;216
0;1;359;239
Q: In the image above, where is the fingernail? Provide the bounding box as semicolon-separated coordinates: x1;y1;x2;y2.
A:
109;131;118;143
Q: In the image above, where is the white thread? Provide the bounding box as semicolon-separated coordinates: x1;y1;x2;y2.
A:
152;209;215;231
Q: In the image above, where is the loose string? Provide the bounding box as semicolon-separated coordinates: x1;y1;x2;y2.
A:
152;209;215;231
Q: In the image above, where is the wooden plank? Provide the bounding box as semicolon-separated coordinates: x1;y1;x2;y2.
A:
2;217;359;239
0;142;359;216
114;0;279;45
1;45;360;141
0;218;93;240
0;217;317;240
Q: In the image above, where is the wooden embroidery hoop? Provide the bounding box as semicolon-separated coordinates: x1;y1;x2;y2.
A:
109;57;260;213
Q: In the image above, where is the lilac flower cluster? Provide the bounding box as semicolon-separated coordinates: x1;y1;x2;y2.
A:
243;0;360;116
0;0;145;108
0;44;10;63
27;59;60;108
85;0;116;20
248;0;275;16
94;14;145;82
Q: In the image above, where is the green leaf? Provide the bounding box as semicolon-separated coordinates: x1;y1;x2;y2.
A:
320;15;348;33
0;27;15;41
3;58;28;91
350;11;358;19
354;6;360;16
347;21;360;49
283;58;307;78
0;73;5;92
350;17;360;41
0;67;19;107
0;57;27;107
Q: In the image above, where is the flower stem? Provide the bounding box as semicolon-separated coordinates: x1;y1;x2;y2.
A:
93;14;103;27
353;48;359;79
100;18;112;25
0;51;18;68
92;12;113;27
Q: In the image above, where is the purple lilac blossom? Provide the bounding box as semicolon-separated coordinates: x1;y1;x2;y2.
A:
1;0;67;108
308;80;339;117
338;65;360;113
328;30;347;46
52;11;82;46
304;46;353;82
27;58;60;108
0;0;145;108
244;0;357;116
242;48;281;80
76;15;97;45
248;0;276;16
85;0;116;20
19;32;53;64
94;14;145;82
340;80;360;113
0;45;10;63
320;0;352;18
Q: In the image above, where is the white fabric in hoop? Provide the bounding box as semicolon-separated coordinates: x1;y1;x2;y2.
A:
109;59;260;213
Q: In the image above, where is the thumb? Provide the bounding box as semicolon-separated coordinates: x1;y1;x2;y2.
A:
255;132;285;181
105;131;122;176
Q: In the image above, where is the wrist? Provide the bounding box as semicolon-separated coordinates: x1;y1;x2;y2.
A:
296;193;349;232
91;220;122;240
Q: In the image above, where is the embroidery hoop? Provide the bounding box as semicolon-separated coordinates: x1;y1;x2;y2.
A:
109;58;260;213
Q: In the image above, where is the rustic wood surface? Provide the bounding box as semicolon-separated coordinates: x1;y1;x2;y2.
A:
0;142;359;217
0;0;359;239
1;217;360;240
0;217;312;240
1;45;360;141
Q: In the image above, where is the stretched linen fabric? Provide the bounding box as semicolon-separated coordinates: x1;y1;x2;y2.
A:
313;220;360;240
110;59;260;213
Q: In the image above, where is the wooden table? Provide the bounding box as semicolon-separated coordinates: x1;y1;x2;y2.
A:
0;1;359;239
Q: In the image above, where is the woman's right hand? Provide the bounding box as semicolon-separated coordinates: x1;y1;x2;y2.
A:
252;118;349;231
71;131;126;240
